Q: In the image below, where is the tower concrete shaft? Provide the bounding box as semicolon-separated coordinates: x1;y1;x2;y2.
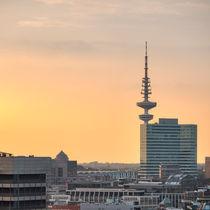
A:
137;42;157;124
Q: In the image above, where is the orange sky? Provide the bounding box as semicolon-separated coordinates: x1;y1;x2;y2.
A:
0;0;209;163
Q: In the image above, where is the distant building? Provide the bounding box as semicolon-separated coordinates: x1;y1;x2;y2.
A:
68;180;114;190
205;157;210;178
193;189;210;207
48;201;158;210
53;151;77;185
0;152;46;209
181;188;210;209
66;188;183;208
159;164;181;182
165;174;197;193
66;188;144;203
124;182;163;193
137;43;197;179
77;170;137;180
80;199;158;210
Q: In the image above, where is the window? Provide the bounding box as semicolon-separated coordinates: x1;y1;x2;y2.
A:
58;168;63;177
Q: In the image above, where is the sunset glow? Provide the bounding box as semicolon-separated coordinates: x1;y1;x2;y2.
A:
0;0;209;163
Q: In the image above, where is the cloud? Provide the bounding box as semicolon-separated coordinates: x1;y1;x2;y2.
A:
49;40;94;52
17;17;84;28
1;0;209;56
18;19;46;28
1;38;144;56
33;0;182;16
10;39;95;54
33;0;210;18
34;0;65;4
176;1;210;9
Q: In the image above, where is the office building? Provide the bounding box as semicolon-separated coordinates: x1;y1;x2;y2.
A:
0;152;46;209
139;120;197;179
137;43;197;179
205;157;210;178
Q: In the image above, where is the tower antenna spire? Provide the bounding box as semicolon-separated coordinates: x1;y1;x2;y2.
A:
137;42;157;124
145;41;147;56
145;41;148;79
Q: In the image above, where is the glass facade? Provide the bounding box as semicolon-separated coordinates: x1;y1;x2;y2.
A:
140;119;197;178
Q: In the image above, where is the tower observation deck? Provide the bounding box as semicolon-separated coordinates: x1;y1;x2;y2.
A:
137;42;157;124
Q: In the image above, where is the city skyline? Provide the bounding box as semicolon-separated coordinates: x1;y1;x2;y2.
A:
0;0;209;163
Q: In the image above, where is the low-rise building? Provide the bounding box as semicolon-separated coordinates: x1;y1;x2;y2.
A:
66;188;144;203
80;203;141;210
47;195;159;210
164;174;197;193
124;182;163;193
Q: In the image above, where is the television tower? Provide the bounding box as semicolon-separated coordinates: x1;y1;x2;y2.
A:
137;42;157;124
